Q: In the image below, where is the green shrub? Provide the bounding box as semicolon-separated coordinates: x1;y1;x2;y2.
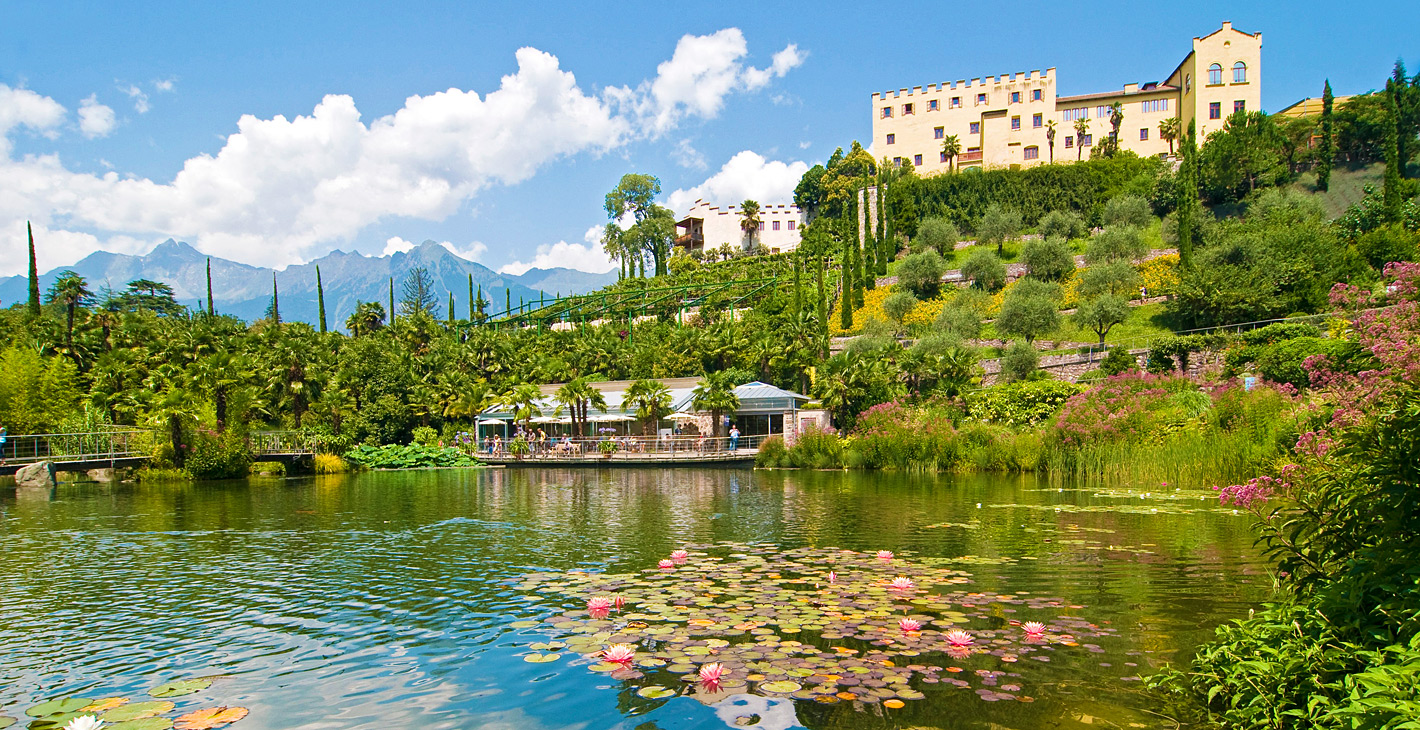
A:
913;217;958;253
896;250;946;299
882;291;920;324
961;248;1007;291
1037;210;1087;241
966;380;1087;427
313;453;349;474
754;435;788;467
1236;321;1322;346
249;461;287;476
411;426;439;446
1102;194;1153;228
1020;236;1075;281
999;340;1039;382
186;430;253;480
783;425;843;469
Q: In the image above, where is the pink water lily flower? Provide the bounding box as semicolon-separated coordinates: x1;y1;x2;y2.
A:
603;644;636;665
876;550;894;560
613;595;625;611
899;618;922;633
944;629;975;647
587;596;613;618
670;549;689;563
1023;621;1047;637
699;662;726;690
888;576;915;591
827;571;837;584
658;559;675;569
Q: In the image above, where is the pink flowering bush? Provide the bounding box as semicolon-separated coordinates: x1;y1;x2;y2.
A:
1051;372;1195;447
854;400;960;470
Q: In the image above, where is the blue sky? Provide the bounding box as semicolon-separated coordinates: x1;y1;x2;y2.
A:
1;0;1415;277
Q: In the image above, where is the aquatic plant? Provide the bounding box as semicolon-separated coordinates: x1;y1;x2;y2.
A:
62;717;101;730
1023;622;1046;637
587;596;613;618
670;549;689;563
657;559;674;569
602;644;636;666
888;576;916;591
875;550;894;560
698;662;726;691
899;618;922;633
945;628;976;647
22;680;247;730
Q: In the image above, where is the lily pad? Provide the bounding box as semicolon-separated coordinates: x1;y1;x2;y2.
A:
109;719;175;730
80;699;129;713
102;701;176;722
508;620;539;628
0;717;14;730
758;681;801;694
635;687;677;699
523;653;561;663
27;699;92;718
174;707;248;730
149;680;212;699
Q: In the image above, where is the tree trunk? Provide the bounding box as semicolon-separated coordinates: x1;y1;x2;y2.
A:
215;388;228;431
169;414;185;468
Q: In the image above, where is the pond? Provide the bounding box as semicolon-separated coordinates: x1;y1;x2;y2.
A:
0;468;1267;730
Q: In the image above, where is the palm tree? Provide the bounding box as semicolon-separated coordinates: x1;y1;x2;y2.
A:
45;270;92;350
739;200;762;251
188;350;247;431
940;134;961;172
1108;102;1124;141
1160;116;1181;156
346;301;386;336
1045;121;1057;163
500;382;544;431
554;377;607;438
623;379;672;436
1074;117;1090;161
691;371;740;438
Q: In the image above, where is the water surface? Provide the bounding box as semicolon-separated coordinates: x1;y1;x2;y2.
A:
0;468;1267;729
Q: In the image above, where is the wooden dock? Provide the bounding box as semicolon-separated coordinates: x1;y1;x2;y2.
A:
481;449;757;467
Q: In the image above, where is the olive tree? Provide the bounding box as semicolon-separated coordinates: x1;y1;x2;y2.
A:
914;217;959;254
1020;236;1075;282
960;248;1006;291
1074;293;1131;344
1084;226;1148;265
1000;340;1040;382
882;291;919;325
1037;210;1087;241
895;250;946;299
976;203;1022;256
1102;194;1154;228
995;279;1061;343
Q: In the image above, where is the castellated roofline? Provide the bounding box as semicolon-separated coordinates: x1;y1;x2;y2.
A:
871;68;1055;100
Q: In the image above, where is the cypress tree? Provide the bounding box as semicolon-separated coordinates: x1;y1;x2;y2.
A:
1394;61;1413;179
270;273;281;325
26;222;40;317
793;249;804;316
316;265;327;333
1176;120;1199;268
840;231;854;330
389;277;396;324
206;257;215;316
505;288;511;313
858;190;875;290
1318;80;1335;192
1383;80;1404;223
476;284;485;320
468;274;475;320
816;253;828;347
448;292;456;325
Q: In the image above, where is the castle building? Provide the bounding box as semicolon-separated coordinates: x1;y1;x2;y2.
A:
870;22;1262;173
674;200;805;254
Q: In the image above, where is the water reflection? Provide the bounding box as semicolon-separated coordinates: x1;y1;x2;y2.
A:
0;468;1265;729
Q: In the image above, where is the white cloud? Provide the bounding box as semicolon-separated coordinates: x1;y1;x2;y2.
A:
121;84;150;113
498;226;613;275
798;140;812;149
666;150;809;215
0;30;801;275
743;44;805;89
673;138;706;170
0;83;66;151
154;79;176;93
78;95;116;138
440;240;488;261
382;236;416;256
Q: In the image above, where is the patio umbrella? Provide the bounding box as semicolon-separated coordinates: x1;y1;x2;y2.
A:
591;414;635;422
666;412;699;420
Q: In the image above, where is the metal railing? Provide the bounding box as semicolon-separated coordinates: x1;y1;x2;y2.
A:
250;431;320;456
478;434;769;460
0;429;149;466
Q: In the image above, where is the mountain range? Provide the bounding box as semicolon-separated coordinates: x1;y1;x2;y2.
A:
1;240;617;329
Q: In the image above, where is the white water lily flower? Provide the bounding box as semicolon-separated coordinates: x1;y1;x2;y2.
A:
64;716;104;730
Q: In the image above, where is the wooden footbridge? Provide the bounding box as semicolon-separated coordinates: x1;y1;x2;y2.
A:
0;429;317;477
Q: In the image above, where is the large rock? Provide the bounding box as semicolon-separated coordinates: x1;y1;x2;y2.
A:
16;461;56;489
87;468;116;482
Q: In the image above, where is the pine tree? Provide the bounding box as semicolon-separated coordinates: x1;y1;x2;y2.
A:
1383;80;1404;223
1318;80;1335;192
1176;120;1199;267
269;273;281;325
205;258;215;316
316;265;327;333
26;222;40;317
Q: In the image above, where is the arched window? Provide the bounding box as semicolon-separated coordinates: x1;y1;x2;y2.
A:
1233;61;1247;84
1208;64;1223;85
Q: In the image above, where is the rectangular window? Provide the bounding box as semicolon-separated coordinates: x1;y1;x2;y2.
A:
969;122;980;134
881;106;893;118
886;133;895;145
787;221;795;231
913;154;923;166
1139;128;1149;141
772;221;781;231
1063;107;1088;121
1011;91;1021;104
1024;146;1039;160
1032;89;1042;101
1140;99;1171;113
940;151;948;162
1234;100;1246;113
951;96;961;108
1209;102;1221;119
928;99;939;111
1234;64;1247;84
1065;136;1074;148
1096;105;1110;118
758;222;765;231
903;103;914;115
976;93;987;105
1082;134;1093;146
893;157;903;166
934;126;944;139
1011;116;1021;130
1032;113;1043;128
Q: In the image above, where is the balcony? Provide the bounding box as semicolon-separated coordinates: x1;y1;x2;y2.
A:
958;150;984;164
675;233;704;250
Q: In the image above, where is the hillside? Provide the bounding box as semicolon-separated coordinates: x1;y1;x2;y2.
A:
0;240;616;328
